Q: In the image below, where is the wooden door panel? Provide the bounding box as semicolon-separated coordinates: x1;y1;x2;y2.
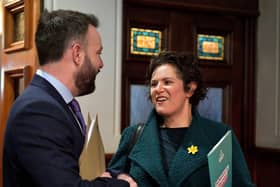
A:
122;3;245;139
0;1;42;186
121;1;258;185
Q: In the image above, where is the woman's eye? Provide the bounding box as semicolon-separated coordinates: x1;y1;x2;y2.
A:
150;82;157;87
164;80;172;85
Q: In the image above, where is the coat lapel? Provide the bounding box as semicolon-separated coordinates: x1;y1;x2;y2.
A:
169;113;213;186
128;115;169;186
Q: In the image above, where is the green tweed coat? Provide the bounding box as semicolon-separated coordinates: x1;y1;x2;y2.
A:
109;110;255;187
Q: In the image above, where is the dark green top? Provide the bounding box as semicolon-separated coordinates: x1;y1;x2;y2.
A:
160;127;188;176
109;110;256;187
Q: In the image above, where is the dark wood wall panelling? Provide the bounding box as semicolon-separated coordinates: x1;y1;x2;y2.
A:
118;0;280;187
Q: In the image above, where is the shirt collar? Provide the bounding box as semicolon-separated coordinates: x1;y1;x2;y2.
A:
36;69;73;103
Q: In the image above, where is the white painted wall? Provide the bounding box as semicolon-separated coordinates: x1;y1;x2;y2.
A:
44;0;123;153
256;0;280;148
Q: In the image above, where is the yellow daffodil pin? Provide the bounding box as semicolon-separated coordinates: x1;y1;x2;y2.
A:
187;145;199;155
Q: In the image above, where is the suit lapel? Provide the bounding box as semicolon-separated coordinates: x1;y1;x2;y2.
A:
31;75;84;138
169;113;213;186
128;115;168;186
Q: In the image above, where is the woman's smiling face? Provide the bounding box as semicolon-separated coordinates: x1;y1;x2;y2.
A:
150;64;189;117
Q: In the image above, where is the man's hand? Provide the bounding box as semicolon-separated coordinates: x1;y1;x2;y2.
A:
100;172;112;178
117;173;138;187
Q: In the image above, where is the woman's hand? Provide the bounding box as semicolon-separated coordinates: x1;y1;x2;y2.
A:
117;173;138;187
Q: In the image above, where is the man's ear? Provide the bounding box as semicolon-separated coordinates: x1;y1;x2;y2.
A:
186;81;198;97
71;42;82;65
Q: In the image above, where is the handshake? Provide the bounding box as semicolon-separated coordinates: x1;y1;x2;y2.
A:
100;169;138;187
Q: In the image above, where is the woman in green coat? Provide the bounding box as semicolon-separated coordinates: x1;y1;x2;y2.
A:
109;51;255;187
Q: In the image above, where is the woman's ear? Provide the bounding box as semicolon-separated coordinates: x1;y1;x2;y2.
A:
186;81;197;97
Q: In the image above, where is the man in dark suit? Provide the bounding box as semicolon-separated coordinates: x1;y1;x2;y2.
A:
3;9;137;187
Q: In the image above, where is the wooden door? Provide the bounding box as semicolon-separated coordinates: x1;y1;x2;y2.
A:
0;0;42;186
121;0;257;183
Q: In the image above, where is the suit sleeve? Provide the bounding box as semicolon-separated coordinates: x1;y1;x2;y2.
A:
8;100;128;187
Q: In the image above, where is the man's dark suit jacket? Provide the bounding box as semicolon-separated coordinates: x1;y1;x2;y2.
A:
3;75;128;187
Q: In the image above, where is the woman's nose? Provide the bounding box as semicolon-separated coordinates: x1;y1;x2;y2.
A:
155;83;164;92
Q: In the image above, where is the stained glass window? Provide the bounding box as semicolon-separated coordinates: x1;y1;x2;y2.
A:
197;34;224;61
130;84;153;125
197;87;223;122
130;27;162;56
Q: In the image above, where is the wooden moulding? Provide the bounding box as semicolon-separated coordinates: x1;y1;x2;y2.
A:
4;65;31;98
3;0;32;53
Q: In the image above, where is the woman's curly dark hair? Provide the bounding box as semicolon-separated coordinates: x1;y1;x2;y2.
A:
146;51;207;107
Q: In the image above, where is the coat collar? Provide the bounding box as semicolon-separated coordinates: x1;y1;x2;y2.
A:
128;112;168;186
168;111;213;185
129;110;214;186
